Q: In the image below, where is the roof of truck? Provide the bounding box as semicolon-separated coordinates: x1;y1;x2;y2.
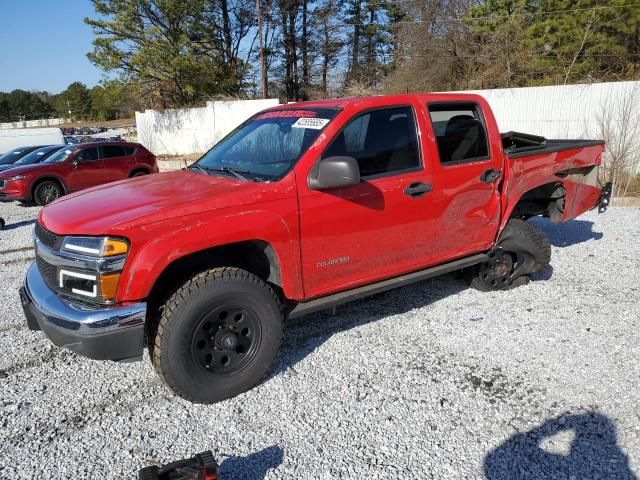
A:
266;93;487;111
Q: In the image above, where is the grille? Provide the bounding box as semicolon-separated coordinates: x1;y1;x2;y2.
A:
35;222;63;250
36;255;58;292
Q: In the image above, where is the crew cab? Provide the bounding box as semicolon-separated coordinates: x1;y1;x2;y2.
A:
20;94;611;404
0;142;158;205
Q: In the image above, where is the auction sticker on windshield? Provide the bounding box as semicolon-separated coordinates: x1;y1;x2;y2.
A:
291;117;330;129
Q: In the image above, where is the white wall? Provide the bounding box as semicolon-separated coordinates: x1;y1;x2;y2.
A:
135;99;279;156
0;118;66;130
459;80;640;139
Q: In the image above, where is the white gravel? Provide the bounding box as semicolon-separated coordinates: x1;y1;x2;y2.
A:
0;202;639;479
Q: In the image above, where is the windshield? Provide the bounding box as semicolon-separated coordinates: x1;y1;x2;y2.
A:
194;108;339;181
14;146;61;166
43;145;79;163
0;148;32;165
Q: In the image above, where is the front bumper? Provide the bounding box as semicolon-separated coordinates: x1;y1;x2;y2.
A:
20;263;146;361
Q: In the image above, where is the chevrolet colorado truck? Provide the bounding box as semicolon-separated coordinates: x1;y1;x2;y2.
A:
20;94;611;404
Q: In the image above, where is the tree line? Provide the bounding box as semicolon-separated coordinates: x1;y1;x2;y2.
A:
4;0;640;122
85;0;640;108
0;80;139;123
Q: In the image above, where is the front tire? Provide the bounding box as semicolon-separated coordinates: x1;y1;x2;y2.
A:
34;180;63;206
467;219;551;291
151;267;282;404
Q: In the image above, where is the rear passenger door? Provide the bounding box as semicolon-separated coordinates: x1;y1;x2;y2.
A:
100;145;132;183
427;102;502;262
298;104;438;297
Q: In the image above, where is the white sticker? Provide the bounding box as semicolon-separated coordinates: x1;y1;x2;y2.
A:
292;117;330;130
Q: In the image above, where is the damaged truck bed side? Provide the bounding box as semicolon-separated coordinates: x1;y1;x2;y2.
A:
21;93;611;403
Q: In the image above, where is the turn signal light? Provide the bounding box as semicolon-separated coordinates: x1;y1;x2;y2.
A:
103;239;129;256
99;272;121;302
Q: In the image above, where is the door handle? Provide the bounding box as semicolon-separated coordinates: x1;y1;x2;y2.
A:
480;169;501;183
403;182;432;198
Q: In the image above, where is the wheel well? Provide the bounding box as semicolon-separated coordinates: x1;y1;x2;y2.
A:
145;241;283;344
129;167;150;177
31;177;65;199
510;182;566;222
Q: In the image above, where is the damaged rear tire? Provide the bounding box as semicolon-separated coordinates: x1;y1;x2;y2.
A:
467;218;551;291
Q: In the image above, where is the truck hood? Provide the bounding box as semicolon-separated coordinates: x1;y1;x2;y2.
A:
40;170;295;235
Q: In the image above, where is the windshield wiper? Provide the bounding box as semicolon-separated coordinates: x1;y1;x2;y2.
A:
188;164;208;174
200;165;252;181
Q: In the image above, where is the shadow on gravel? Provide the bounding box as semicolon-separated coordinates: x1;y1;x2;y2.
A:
531;217;603;247
218;445;284;480
269;274;466;379
2;219;35;230
484;412;636;479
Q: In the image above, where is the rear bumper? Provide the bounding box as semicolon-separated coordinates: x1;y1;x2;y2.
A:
21;263;146;362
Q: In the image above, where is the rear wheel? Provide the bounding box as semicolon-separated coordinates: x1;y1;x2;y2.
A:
34;180;63;206
130;170;149;177
151;267;282;404
467;219;551;291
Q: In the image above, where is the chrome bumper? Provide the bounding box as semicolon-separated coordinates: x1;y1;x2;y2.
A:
21;263;146;362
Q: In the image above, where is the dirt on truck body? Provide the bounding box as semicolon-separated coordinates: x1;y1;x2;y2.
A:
20;93;611;403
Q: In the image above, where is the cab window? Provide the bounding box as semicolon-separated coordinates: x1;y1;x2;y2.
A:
428;103;489;165
323;106;421;178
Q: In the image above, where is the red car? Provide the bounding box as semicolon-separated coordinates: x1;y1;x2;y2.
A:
21;93;611;403
0;142;157;205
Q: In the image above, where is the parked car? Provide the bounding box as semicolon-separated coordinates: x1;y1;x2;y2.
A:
0;145;43;168
0;142;157;205
0;145;64;172
20;93;610;404
0;128;64;154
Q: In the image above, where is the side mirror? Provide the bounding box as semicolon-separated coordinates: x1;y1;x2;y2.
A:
309;156;360;190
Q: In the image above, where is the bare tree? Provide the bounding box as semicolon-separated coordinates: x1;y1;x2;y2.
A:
593;85;640;202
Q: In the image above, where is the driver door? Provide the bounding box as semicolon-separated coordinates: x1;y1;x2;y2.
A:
298;105;438;297
67;146;104;191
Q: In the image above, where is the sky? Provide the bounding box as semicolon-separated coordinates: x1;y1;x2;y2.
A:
0;0;105;94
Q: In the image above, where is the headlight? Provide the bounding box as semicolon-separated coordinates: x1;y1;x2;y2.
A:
57;236;129;303
61;236;129;257
7;175;26;181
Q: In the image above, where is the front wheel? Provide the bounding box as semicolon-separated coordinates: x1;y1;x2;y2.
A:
34;180;63;206
151;267;282;404
467;219;551;291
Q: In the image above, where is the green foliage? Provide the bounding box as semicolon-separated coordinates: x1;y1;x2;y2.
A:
85;0;242;108
0;90;55;123
467;0;640;86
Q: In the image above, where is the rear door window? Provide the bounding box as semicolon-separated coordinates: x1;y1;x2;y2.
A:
101;145;126;159
323;106;421;178
428;103;489;165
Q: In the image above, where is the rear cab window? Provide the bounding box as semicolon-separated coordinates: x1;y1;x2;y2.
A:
322;106;421;178
428;103;490;165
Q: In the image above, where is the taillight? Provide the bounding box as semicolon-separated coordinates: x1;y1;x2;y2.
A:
595;154;602;166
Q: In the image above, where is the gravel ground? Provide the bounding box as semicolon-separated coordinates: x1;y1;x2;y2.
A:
0;202;639;479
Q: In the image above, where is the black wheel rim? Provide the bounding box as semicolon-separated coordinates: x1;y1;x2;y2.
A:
191;305;262;375
478;250;517;289
38;184;60;204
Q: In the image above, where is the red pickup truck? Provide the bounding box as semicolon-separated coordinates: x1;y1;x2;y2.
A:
0;142;157;205
20;94;611;403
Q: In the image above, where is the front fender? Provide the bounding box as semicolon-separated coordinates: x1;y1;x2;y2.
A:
117;206;302;302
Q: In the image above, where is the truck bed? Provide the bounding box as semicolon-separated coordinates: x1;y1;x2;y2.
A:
501;131;605;159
